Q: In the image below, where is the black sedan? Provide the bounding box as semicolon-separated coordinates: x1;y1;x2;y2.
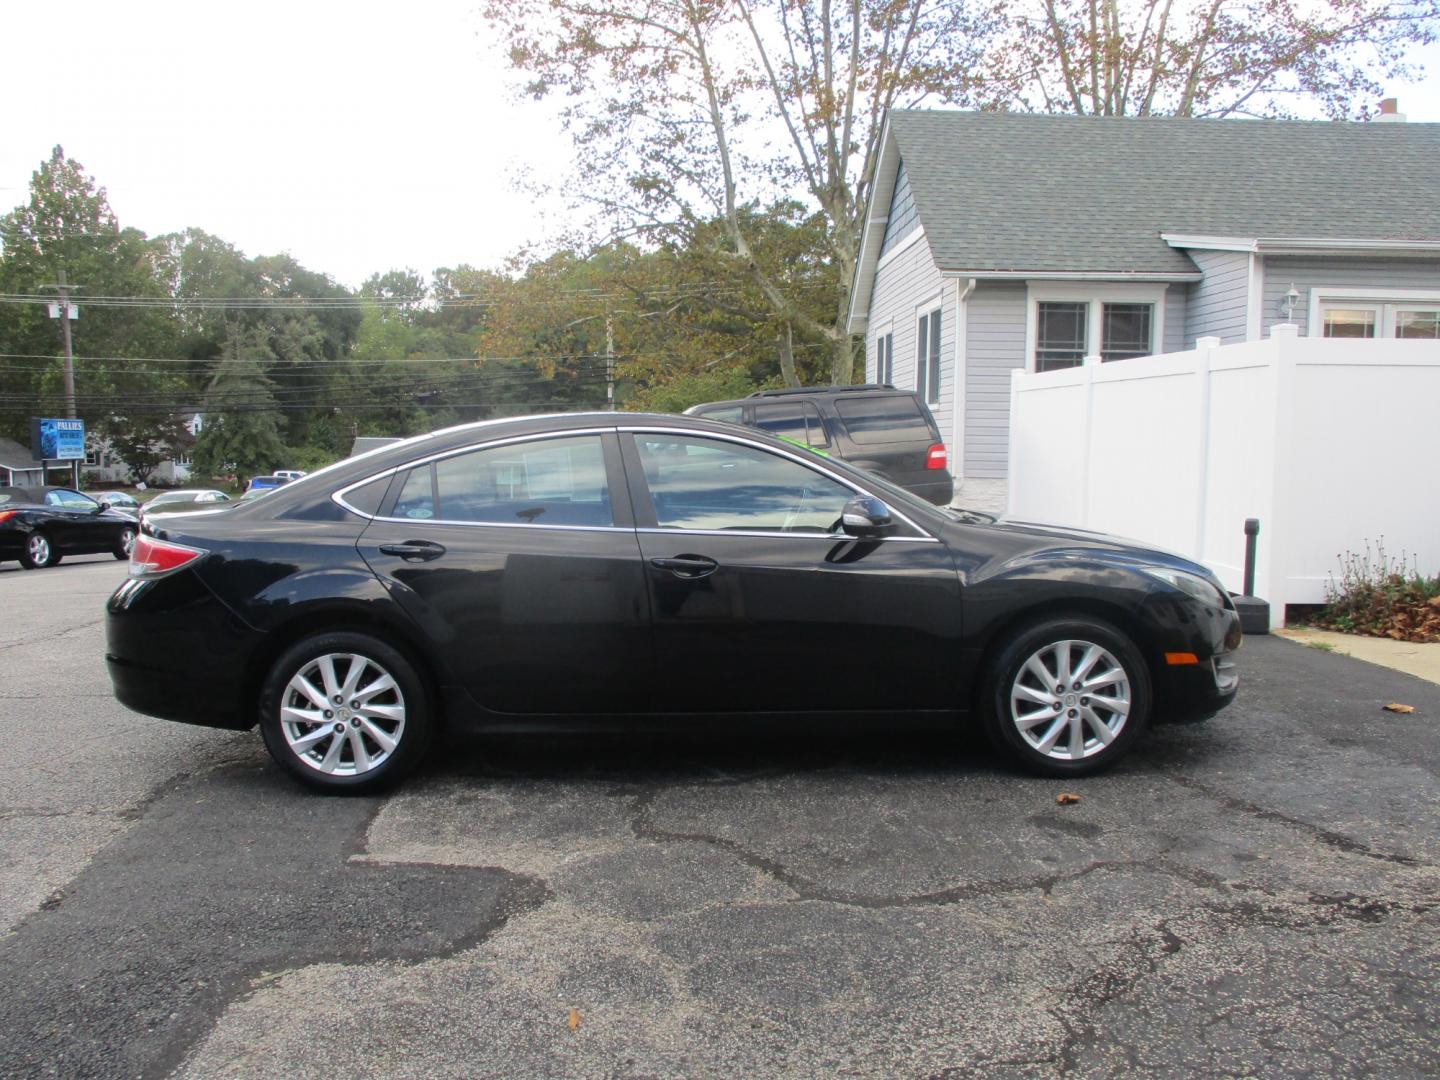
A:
106;413;1241;792
1;486;138;569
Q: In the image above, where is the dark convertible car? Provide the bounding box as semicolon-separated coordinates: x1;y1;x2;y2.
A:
0;486;138;569
106;413;1241;792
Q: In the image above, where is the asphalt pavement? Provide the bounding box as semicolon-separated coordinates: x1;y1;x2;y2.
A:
1;555;1436;1079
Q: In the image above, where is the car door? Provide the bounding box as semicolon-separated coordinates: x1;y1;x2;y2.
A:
356;430;653;715
620;429;963;713
44;489;105;552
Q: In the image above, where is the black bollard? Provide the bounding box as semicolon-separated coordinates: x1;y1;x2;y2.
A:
1232;518;1270;635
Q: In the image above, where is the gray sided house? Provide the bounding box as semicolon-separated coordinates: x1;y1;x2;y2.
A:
846;109;1440;489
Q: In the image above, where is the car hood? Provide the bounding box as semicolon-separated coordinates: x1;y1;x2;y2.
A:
946;516;1225;585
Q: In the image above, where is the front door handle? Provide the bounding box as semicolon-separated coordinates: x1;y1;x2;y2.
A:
378;540;447;562
650;554;719;579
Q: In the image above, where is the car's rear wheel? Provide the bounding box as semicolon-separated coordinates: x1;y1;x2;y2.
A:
258;632;432;793
982;616;1150;776
20;531;59;569
113;526;137;560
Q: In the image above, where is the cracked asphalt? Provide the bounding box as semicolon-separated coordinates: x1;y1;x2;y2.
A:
2;557;1437;1079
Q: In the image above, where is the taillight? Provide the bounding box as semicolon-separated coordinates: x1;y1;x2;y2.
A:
0;510;16;524
925;443;948;470
130;534;207;577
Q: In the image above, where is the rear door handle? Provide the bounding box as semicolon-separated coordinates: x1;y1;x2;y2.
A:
649;554;719;579
378;540;447;562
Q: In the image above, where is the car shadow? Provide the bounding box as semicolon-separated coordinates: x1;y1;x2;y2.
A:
420;724;1009;786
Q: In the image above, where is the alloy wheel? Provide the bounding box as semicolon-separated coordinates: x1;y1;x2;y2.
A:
27;533;51;566
278;652;407;777
1008;638;1131;761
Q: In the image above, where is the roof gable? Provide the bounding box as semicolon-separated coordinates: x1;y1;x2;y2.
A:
848;109;1440;332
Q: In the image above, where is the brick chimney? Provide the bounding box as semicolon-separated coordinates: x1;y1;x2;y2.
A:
1375;97;1407;123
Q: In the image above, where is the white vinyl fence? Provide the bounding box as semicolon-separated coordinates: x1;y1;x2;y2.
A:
1007;324;1440;627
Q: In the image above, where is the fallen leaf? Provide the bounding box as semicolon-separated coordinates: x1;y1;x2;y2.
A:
1383;703;1416;714
1056;793;1082;805
567;1009;581;1031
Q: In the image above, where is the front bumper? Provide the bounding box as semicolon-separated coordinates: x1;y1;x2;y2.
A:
1142;592;1243;721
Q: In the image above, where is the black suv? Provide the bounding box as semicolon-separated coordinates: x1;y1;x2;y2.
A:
685;385;954;506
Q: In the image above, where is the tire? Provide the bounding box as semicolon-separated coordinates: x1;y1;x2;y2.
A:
981;616;1151;777
114;525;137;560
258;632;432;794
19;531;59;570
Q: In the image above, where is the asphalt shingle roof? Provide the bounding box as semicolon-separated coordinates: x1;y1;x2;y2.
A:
887;110;1440;275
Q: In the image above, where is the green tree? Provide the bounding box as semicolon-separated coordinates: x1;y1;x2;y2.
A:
100;411;194;484
0;146;180;441
192;327;287;480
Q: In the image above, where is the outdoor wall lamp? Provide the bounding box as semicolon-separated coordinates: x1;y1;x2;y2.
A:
1280;284;1301;321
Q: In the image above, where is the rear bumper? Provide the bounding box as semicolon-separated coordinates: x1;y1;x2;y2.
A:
105;571;260;730
906;473;955;506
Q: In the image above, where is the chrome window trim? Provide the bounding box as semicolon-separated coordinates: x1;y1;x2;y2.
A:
636;527;937;543
621;425;940;540
331;422;941;542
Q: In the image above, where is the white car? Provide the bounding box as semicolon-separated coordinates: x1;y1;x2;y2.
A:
273;470;307;482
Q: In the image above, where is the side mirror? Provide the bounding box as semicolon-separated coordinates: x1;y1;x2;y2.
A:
840;494;895;539
98;500;112;511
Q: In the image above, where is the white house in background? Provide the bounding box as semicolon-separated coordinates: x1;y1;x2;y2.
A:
86;411;203;485
0;437;47;486
845;104;1440;498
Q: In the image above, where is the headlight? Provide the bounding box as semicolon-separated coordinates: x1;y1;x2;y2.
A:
1140;567;1227;606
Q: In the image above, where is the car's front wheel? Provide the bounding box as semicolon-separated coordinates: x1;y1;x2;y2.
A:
982;616;1151;776
20;531;59;570
258;632;432;793
113;526;137;560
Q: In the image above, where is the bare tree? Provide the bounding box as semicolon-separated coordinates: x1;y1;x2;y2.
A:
980;0;1439;118
484;0;1001;384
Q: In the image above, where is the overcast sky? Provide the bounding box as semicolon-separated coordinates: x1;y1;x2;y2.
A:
3;2;1439;290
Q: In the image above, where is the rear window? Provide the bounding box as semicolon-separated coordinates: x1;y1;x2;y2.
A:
833;394;933;444
752;401;829;448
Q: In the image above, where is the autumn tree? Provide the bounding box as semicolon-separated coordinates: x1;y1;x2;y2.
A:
979;0;1440;118
482;0;1000;386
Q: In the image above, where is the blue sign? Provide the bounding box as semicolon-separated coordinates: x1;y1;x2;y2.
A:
32;418;86;461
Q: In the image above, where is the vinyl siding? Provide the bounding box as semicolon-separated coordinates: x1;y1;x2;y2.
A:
880;160;920;257
1186;250;1251;344
1261;255;1440;336
964;283;1027;480
1163;285;1187;353
865;236;956;477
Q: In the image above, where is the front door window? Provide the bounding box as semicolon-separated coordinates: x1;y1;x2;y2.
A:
634;435;849;533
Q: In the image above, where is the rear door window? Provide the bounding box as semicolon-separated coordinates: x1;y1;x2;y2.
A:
391;435;613;527
833;394;932;444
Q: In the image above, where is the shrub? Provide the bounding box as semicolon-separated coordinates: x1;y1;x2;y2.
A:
1314;539;1440;643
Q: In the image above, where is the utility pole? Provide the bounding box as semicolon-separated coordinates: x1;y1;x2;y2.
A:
42;271;82;486
605;312;615;411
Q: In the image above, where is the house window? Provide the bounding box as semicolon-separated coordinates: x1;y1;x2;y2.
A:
916;308;940;404
875;332;894;384
1318;299;1440;339
1036;302;1088;370
1101;303;1154;360
1396;309;1440;339
1029;287;1164;371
